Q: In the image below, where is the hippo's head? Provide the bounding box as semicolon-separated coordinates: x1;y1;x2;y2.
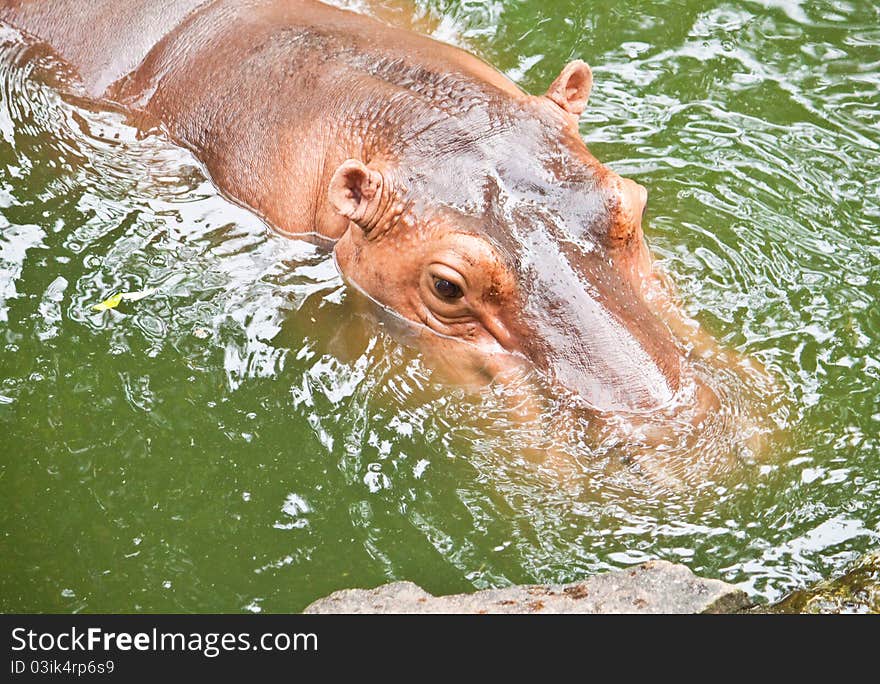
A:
329;61;682;413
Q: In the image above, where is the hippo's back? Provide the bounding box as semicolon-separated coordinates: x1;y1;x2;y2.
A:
0;0;211;97
1;0;523;103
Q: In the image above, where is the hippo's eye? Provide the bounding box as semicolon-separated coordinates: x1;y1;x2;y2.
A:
433;278;463;299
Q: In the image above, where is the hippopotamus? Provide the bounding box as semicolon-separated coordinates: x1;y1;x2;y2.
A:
1;0;702;415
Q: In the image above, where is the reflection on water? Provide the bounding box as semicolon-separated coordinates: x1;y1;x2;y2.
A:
1;1;879;612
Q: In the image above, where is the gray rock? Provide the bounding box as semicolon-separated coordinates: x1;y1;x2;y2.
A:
303;560;750;614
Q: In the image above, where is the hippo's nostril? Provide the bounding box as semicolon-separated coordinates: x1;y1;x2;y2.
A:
633;182;647;220
618;178;647;223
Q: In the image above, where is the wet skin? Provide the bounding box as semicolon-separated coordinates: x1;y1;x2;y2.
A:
1;0;699;414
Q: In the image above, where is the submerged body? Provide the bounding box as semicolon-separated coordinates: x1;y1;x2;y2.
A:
2;0;717;416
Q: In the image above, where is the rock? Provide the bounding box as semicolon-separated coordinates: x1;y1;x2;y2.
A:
769;550;880;614
303;560;750;614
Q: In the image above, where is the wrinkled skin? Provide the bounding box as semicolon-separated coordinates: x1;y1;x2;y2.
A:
2;0;704;415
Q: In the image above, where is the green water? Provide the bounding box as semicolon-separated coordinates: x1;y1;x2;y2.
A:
1;0;878;612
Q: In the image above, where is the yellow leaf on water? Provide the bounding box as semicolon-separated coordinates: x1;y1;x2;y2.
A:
91;288;155;312
92;292;124;312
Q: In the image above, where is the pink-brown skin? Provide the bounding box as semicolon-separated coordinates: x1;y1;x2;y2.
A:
2;0;717;418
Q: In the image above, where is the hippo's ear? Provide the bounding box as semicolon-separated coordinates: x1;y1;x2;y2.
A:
545;60;592;116
328;159;385;233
